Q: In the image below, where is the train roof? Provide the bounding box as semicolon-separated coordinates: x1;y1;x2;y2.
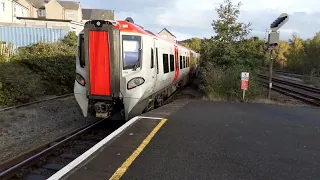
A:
80;19;199;54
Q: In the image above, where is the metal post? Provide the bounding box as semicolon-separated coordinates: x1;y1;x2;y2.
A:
268;49;274;99
242;89;246;100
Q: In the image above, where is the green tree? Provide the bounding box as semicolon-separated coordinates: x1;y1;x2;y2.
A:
180;38;201;52
199;0;263;101
286;33;305;73
275;40;290;68
211;0;251;43
303;32;320;75
61;31;78;48
201;0;261;69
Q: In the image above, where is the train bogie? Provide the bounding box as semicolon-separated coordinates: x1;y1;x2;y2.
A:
74;18;200;121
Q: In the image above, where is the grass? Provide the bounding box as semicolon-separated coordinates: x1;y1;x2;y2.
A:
0;117;4;125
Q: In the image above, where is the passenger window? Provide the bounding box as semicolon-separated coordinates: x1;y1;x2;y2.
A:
79;34;85;67
151;48;154;68
187;57;189;67
163;54;169;73
170;54;174;72
183;56;186;68
179;55;182;69
156;48;159;74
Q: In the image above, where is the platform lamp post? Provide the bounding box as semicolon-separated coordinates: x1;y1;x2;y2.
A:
267;13;289;99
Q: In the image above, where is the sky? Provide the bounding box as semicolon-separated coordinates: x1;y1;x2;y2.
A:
79;0;319;41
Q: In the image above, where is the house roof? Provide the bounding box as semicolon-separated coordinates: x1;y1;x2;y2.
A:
82;8;114;20
26;0;80;9
26;0;46;8
13;0;29;9
58;1;80;10
158;28;176;38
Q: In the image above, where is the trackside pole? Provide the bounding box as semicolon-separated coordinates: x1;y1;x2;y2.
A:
242;89;246;100
268;49;274;99
267;12;289;99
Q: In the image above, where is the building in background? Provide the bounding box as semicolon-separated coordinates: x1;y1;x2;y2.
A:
24;0;82;21
158;28;177;43
82;8;114;22
0;0;115;47
0;0;28;23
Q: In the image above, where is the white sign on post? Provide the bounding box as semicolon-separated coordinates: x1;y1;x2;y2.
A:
241;72;249;80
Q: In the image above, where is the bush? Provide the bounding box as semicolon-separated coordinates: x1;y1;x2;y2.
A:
202;64;262;101
196;0;266;102
61;31;78;48
0;61;46;106
12;42;76;95
0;33;77;107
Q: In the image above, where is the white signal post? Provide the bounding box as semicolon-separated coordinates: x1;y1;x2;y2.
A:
267;13;289;99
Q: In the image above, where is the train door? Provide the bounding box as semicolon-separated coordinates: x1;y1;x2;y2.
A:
74;33;89;117
150;38;157;93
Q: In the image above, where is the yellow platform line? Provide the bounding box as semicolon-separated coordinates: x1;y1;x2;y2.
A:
109;118;168;180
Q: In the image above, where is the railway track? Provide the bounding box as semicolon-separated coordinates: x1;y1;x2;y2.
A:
0;94;74;112
0;84;189;180
257;74;320;106
0;119;125;180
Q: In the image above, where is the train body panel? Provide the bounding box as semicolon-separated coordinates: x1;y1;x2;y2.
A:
74;18;200;121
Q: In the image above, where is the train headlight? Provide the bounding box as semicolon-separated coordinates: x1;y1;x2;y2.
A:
127;77;145;90
76;73;85;86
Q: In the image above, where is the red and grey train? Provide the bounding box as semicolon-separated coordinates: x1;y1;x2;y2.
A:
74;18;200;121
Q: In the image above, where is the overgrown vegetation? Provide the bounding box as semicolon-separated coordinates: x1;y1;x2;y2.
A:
272;33;320;76
270;33;320;86
183;0;265;101
0;32;77;107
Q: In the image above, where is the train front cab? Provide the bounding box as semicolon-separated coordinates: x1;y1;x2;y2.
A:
74;20;122;119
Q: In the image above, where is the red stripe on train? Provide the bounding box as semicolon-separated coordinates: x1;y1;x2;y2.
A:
89;31;111;96
173;45;179;82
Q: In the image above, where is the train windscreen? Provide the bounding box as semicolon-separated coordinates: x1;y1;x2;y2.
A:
122;35;141;70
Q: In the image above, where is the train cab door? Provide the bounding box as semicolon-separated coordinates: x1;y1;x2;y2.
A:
150;38;157;93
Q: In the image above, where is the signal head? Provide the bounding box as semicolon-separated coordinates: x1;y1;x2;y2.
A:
270;13;289;31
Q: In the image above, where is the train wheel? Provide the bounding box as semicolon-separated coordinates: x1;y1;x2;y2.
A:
155;95;164;108
143;98;155;113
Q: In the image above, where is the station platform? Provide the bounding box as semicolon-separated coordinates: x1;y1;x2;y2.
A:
49;99;320;180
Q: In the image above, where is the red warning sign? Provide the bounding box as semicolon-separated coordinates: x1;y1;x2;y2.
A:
241;80;248;90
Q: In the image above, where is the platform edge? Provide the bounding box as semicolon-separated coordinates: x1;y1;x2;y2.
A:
47;116;141;180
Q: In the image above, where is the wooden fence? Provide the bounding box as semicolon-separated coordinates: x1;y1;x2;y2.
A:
0;43;17;58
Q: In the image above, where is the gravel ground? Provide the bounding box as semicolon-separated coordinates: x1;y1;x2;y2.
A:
0;96;97;163
257;88;313;107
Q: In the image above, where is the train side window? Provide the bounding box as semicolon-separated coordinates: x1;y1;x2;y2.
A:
169;54;174;72
156;48;159;74
163;54;169;73
151;48;154;68
183;56;186;68
79;34;85;67
179;55;182;69
187;57;189;67
186;57;188;67
185;56;187;68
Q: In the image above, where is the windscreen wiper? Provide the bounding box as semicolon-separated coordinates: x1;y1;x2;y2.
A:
133;60;140;71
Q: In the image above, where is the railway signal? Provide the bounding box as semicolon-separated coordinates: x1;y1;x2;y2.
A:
270;13;289;31
267;13;289;99
267;31;279;49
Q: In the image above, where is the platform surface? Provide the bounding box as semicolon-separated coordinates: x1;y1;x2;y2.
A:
64;100;320;180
